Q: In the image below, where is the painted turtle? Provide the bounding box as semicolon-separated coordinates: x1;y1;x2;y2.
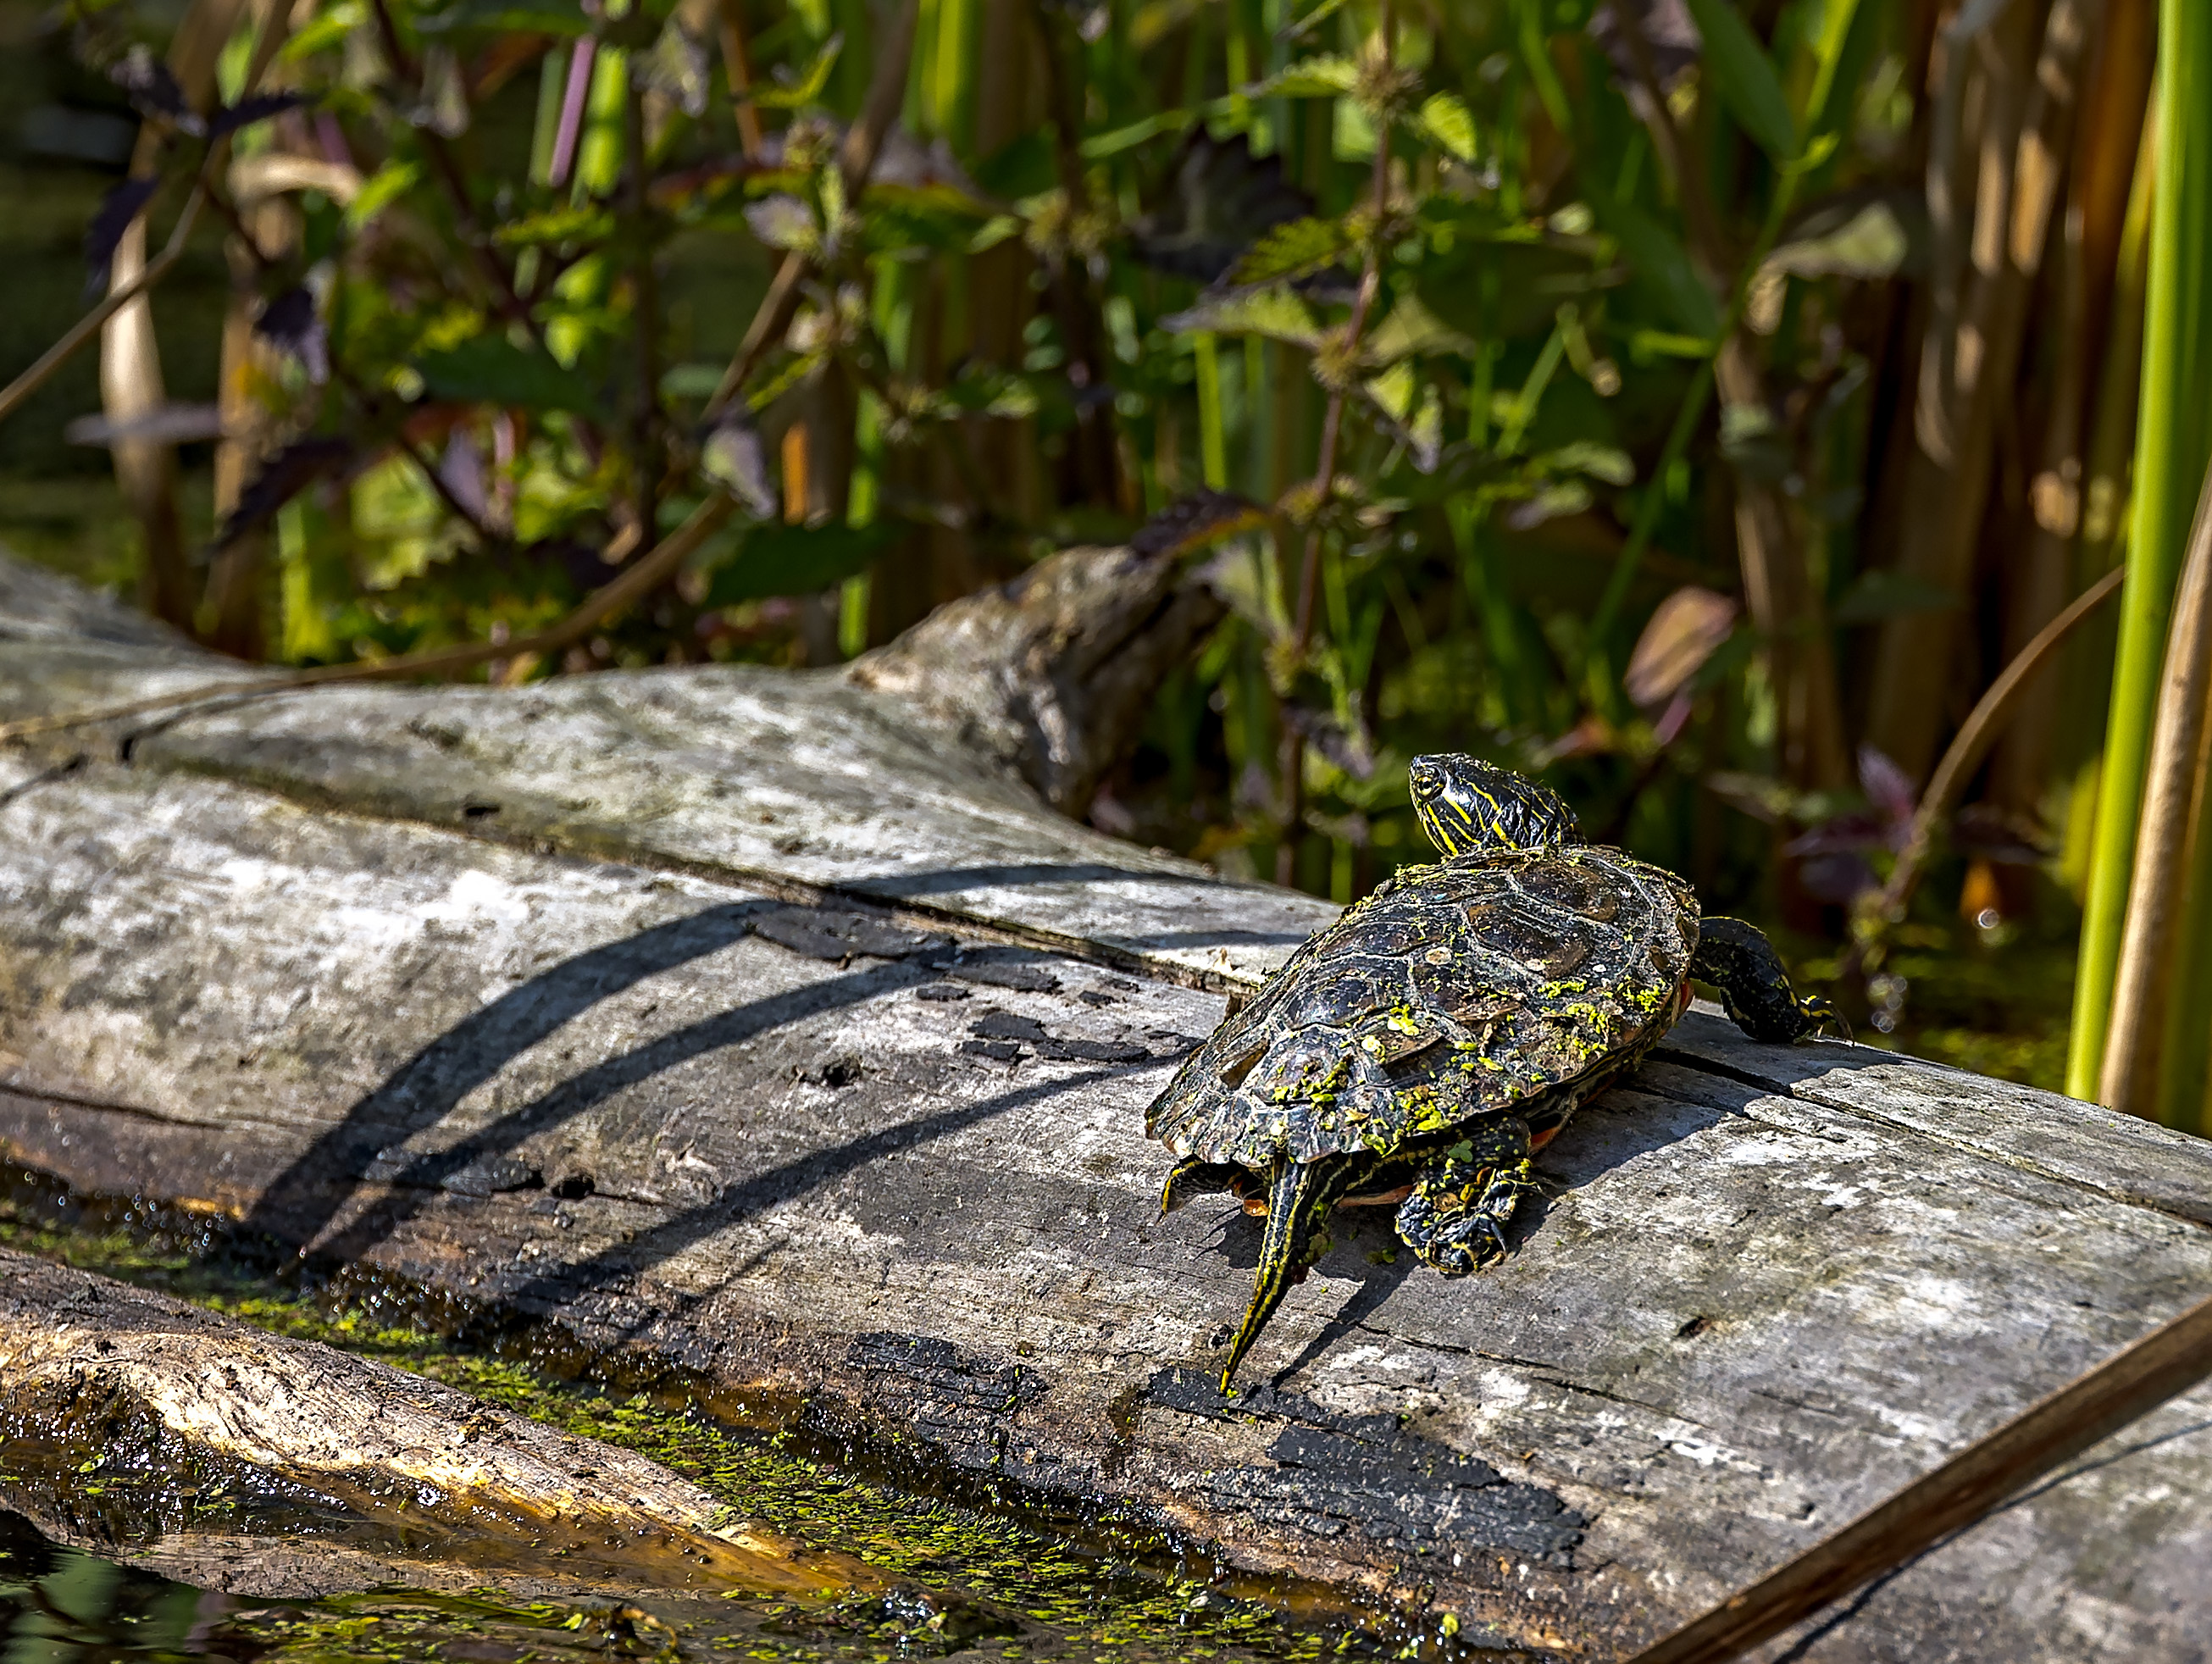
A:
1146;752;1835;1391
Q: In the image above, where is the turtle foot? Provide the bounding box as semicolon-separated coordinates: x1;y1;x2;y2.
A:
1395;1123;1537;1276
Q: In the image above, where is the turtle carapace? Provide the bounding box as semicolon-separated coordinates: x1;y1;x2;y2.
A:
1145;752;1837;1392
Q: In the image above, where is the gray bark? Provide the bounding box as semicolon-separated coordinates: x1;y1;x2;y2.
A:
0;549;2208;1661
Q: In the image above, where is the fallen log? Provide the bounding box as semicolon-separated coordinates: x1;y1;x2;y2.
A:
1;546;2209;1660
0;1245;880;1601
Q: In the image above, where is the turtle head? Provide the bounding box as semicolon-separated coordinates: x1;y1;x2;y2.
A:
1409;753;1581;857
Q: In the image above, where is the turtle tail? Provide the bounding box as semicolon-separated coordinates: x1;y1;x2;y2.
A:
1219;1153;1362;1395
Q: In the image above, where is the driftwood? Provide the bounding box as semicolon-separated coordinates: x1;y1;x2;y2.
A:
2;546;2209;1659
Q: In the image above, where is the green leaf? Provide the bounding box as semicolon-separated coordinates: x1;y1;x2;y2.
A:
1412;92;1477;162
971;130;1056;200
282;2;363;61
751;32;842;109
414;336;598;413
1224;216;1355;287
345;159;421;231
491;204;613;247
1539;441;1635;486
1830;569;1962;625
1365;292;1473;363
1682;0;1799;161
1248;54;1358;99
701;520;905;607
1763;197;1913;280
1079;109;1198;160
1159;287;1322;346
1414;239;1618;341
1598;198;1722;340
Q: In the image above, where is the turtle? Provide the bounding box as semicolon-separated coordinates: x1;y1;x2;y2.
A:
1145;752;1837;1393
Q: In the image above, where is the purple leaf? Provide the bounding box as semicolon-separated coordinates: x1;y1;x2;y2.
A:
700;410;778;519
1785;813;1888;857
84;176;160;297
210;91;308;138
439;428;489;524
213;437;352;550
1857;744;1918;826
255;286;330;383
109;48;203;133
1954;803;2054;864
1797;851;1878;906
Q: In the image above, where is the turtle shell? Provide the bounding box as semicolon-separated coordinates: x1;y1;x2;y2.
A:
1145;846;1698;1169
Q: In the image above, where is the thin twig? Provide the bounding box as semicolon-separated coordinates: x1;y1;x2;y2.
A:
0;492;738;746
1620;1284;2212;1664
714;0;766;159
1848;562;2126;966
0;183;208;429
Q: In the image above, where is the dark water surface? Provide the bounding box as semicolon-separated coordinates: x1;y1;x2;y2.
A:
0;1510;1337;1664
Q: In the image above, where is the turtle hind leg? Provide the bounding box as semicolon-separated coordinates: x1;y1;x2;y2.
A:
1395;1118;1537;1276
1218;1153;1365;1395
1692;917;1842;1043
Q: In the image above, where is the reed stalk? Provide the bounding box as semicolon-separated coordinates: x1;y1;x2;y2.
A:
2098;461;2212;1116
2067;0;2212;1107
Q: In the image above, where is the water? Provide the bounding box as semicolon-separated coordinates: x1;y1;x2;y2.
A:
0;1518;1073;1664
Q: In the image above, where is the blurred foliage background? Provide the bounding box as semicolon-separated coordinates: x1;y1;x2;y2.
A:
0;0;2204;1124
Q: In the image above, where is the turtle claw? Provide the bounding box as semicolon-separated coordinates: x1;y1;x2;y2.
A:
1799;994;1851;1043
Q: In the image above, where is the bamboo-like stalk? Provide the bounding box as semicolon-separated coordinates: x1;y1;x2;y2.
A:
1195;333;1229;491
2056;108;2159;899
2098;460;2212;1114
2067;0;2212;1105
1863;0;2103;784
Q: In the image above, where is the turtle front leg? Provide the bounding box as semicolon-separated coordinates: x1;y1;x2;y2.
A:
1160;1157;1261;1214
1394;1118;1537;1275
1691;917;1840;1043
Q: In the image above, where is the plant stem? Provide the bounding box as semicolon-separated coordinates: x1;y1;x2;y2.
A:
1588;0;1864;651
1852;563;2125;969
2067;0;2212;1103
1275;2;1391;889
705;0;920;420
2098;459;2212;1113
0;184;206;430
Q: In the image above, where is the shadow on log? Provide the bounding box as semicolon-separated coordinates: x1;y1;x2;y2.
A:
0;546;2209;1659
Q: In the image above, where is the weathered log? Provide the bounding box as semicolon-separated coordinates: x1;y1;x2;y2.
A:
0;1245;880;1600
2;548;2209;1660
